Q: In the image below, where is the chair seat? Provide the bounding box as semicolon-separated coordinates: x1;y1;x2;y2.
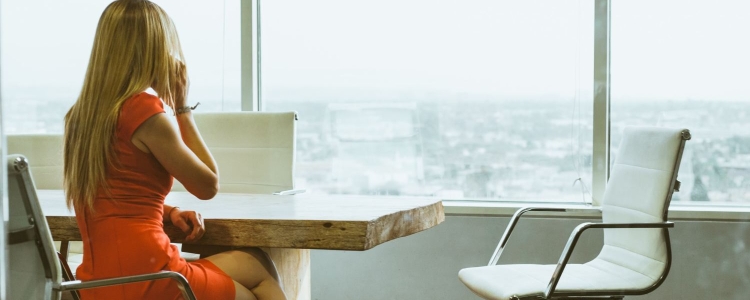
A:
458;258;657;300
181;251;201;261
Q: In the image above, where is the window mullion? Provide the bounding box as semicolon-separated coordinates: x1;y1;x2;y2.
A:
592;0;611;206
241;0;260;111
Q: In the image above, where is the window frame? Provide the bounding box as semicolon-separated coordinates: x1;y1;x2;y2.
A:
243;0;750;221
241;0;261;112
592;0;611;206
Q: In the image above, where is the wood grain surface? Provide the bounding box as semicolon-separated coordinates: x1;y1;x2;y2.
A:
41;190;445;250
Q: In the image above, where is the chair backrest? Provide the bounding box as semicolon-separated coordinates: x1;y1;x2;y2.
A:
597;127;690;283
7;154;64;300
172;112;297;194
7;134;65;189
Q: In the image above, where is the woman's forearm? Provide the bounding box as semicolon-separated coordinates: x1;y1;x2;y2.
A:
175;111;218;175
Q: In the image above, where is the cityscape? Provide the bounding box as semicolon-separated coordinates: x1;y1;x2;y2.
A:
4;89;749;204
265;97;748;204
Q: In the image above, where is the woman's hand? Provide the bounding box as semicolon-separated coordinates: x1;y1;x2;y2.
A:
169;207;205;242
171;60;189;109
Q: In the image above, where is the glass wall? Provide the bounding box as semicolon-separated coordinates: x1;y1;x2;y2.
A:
0;0;240;134
6;0;747;206
261;0;594;201
611;0;750;203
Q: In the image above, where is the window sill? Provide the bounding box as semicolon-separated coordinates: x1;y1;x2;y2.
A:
442;200;750;222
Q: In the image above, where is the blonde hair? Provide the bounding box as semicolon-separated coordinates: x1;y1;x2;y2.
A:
64;0;184;211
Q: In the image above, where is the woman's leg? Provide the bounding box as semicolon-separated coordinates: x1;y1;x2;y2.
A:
233;281;258;300
205;248;286;300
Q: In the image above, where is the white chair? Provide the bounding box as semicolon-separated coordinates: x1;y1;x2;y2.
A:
7;154;197;300
6;134;64;189
172;111;299;194
6;134;85;272
459;127;691;300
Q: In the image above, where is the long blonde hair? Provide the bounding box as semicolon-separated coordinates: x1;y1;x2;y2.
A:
64;0;184;211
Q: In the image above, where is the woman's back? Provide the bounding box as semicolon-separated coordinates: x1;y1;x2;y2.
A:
74;92;234;300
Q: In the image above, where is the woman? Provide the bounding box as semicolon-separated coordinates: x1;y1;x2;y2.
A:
63;1;286;299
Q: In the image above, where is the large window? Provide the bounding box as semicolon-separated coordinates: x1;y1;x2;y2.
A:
0;0;240;134
611;0;750;204
261;0;594;201
5;1;747;208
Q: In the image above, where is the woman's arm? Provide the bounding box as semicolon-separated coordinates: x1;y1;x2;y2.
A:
132;112;219;199
163;204;178;223
175;111;218;176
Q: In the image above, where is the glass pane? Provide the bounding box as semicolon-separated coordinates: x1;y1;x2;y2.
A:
0;0;240;134
261;0;594;202
611;0;750;204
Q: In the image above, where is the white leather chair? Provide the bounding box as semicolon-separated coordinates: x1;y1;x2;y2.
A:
6;134;64;189
172;111;298;194
6;134;85;273
7;154;197;300
459;127;691;300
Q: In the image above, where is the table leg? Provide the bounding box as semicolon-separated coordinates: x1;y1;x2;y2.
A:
182;245;311;300
263;248;311;300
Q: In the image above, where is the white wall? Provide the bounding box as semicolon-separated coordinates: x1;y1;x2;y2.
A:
310;215;750;300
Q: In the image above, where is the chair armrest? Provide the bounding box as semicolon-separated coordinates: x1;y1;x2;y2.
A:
487;206;601;266
544;221;674;298
272;189;307;195
57;271;197;300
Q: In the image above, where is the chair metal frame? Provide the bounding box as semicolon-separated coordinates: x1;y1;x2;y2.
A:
8;133;85;283
7;155;197;300
484;129;691;300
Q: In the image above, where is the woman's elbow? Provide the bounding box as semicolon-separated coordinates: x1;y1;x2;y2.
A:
200;181;219;200
192;177;219;200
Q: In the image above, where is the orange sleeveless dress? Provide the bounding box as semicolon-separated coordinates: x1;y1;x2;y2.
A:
74;92;235;300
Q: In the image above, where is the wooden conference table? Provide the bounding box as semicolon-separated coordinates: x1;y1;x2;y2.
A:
39;190;445;300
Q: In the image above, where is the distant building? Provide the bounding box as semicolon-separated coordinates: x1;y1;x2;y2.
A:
324;102;424;195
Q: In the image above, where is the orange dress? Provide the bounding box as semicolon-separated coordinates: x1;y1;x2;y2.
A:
74;92;235;300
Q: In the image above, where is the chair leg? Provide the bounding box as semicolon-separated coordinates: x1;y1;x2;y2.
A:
59;240;70;259
57;252;81;300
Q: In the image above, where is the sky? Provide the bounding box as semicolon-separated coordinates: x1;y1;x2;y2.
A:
0;0;240;107
1;0;748;103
